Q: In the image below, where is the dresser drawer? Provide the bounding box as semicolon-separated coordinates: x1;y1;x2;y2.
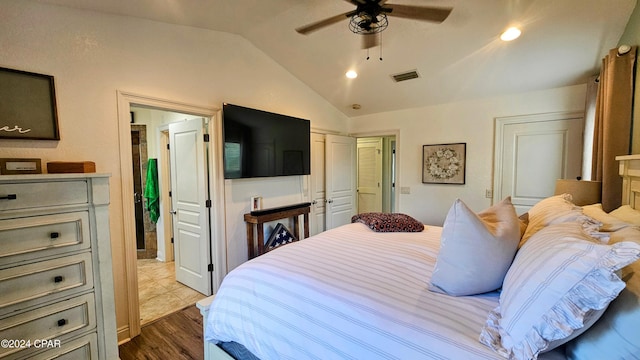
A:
0;181;88;212
0;212;90;263
0;253;93;312
13;333;98;360
0;293;96;358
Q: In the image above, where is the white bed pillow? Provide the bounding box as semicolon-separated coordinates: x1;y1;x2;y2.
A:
429;197;520;296
480;221;640;360
582;203;636;231
565;226;640;360
610;204;640;226
519;194;584;247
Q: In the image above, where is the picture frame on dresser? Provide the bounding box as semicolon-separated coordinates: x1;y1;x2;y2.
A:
0;66;60;140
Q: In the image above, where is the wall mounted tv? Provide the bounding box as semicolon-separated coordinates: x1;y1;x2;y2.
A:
222;103;311;179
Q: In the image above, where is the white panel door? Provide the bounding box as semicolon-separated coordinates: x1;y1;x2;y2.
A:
325;134;356;229
169;118;212;295
310;133;326;236
494;112;584;214
357;137;383;213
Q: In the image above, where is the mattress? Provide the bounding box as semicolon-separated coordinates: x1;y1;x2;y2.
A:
205;222;566;360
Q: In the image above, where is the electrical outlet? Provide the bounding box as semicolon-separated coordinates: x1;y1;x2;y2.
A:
485;189;493;198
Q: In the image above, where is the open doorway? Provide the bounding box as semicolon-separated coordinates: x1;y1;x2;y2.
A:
309;131;399;235
129;106;208;325
116;91;228;340
356;136;396;214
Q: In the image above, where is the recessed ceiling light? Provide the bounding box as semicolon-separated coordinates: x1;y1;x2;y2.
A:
346;70;358;79
500;27;521;41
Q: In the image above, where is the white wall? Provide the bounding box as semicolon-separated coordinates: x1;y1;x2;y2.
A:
349;84;588;225
0;0;348;342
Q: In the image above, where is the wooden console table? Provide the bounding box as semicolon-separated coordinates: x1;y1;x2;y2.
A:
244;202;311;259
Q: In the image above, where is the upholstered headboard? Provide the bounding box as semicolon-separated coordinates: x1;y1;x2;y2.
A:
617;154;640;209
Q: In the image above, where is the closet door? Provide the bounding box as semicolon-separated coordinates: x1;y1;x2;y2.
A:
310;133;326;236
325;134;357;230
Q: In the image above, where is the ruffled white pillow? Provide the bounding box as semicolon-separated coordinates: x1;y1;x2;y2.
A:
565;226;640;360
480;221;640;360
429;197;520;296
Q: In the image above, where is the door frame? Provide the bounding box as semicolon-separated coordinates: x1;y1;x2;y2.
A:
116;91;227;340
351;129;400;213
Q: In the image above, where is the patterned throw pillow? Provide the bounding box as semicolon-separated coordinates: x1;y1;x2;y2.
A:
351;212;424;232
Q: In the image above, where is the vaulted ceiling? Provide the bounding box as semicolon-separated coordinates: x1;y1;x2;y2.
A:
37;0;636;116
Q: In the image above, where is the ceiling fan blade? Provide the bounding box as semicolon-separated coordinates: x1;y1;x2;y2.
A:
385;4;452;23
362;33;379;49
296;11;353;34
343;0;366;4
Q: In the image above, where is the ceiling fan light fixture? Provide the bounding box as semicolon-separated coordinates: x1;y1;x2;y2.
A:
349;12;389;34
500;27;521;41
346;70;358;79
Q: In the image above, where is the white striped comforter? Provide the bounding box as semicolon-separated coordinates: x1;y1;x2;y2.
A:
205;223;565;360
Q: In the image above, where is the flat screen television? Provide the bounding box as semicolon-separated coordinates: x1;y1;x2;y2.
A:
222;103;311;179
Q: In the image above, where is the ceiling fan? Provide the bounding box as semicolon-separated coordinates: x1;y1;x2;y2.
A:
296;0;453;49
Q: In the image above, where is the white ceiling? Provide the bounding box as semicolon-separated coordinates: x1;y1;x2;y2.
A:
37;0;636;117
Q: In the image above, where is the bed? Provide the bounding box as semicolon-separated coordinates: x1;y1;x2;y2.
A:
198;155;640;360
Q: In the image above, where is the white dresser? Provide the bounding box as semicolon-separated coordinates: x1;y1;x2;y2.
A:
0;174;118;360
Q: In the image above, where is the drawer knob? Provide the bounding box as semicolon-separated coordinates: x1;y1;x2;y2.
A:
54;275;64;283
50;232;60;239
0;194;17;200
57;319;67;327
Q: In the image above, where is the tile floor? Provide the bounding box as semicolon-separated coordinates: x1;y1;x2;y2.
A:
137;259;207;325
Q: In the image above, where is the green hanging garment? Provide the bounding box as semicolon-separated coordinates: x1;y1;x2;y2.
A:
143;158;160;223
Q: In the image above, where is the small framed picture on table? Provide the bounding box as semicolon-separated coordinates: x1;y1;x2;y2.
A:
251;196;262;211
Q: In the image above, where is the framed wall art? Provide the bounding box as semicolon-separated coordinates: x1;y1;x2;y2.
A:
0;67;60;140
422;143;466;184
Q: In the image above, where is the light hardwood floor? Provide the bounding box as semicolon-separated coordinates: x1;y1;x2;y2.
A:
138;259;207;325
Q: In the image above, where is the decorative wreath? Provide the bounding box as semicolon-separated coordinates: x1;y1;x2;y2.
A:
426;147;461;180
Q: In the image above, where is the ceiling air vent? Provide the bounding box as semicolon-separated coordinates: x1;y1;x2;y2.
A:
391;70;420;83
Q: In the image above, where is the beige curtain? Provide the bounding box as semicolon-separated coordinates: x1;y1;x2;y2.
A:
592;46;636;212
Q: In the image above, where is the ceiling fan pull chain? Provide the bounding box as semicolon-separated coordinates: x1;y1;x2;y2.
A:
367;47;370;60
379;34;383;61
